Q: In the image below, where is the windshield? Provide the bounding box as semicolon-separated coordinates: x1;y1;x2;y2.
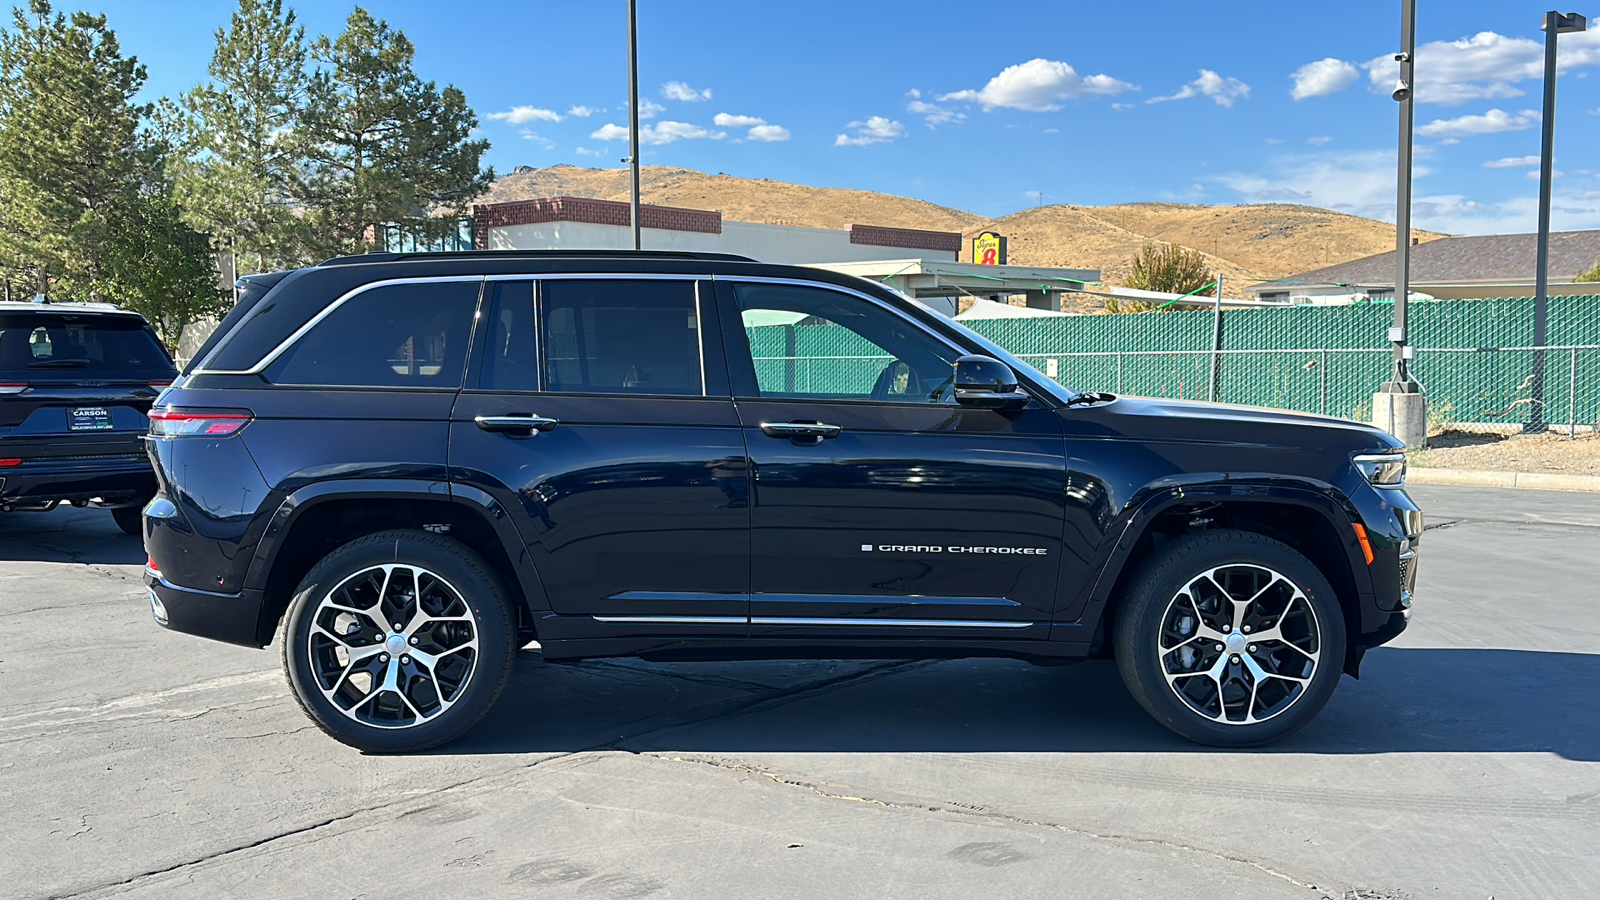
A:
0;313;173;378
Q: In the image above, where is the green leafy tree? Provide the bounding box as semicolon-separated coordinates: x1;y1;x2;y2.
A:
294;7;490;258
0;0;146;301
1575;256;1600;283
1110;243;1216;312
172;0;311;275
104;133;230;349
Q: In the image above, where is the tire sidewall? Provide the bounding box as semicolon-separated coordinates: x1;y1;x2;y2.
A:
281;530;516;753
1116;530;1347;747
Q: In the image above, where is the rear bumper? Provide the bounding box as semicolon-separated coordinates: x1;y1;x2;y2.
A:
0;456;154;506
145;568;269;648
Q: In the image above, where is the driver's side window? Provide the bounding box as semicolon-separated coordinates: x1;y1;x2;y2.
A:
728;282;959;404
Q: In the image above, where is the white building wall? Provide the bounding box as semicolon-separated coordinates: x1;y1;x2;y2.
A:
487;219;956;265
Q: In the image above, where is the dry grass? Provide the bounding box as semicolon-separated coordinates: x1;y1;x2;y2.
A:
472;165;1443;286
1412;430;1600;476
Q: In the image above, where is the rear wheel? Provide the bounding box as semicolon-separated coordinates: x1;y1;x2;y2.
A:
111;505;143;536
281;530;518;753
1113;529;1345;747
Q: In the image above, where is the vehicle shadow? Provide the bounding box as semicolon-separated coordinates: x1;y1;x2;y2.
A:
0;507;146;566
450;646;1600;761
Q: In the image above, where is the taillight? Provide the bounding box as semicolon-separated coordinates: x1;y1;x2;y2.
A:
0;458;20;467
0;382;26;395
148;380;172;388
148;409;253;437
146;555;160;574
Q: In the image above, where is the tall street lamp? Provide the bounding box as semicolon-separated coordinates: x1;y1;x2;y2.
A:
1374;0;1427;450
1529;11;1586;432
627;0;642;250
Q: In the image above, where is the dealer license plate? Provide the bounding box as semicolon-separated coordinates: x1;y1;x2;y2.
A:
68;407;114;431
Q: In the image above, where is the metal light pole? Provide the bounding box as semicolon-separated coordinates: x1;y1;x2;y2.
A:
627;0;642;250
1530;11;1587;432
1387;0;1418;392
1373;0;1428;448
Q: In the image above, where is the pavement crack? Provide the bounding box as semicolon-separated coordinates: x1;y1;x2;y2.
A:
650;753;1338;899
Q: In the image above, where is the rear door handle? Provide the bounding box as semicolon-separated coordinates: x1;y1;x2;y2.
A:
759;421;842;439
475;414;558;434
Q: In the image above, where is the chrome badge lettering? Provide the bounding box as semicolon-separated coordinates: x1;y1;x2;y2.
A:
861;543;1047;556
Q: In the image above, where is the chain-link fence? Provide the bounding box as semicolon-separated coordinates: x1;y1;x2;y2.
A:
748;294;1600;435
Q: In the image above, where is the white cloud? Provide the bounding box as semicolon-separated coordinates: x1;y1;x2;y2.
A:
1411;190;1600;233
1416;108;1539;137
1364;30;1600;104
711;113;790;142
488;106;562;124
573;146;604;157
713;113;765;128
636;99;664;120
661;81;711;102
747;124;790;142
1308;136;1333;145
1484;155;1541;168
938;58;1133;112
1149;69;1250;107
1291;58;1359;100
518;129;554;150
1217;149;1420;220
906;98;965;127
1526;169;1564;180
566;105;597;117
591;120;725;146
834;116;905;146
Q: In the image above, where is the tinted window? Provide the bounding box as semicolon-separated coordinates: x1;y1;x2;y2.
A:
478;281;538;393
541;280;702;396
0;313;172;378
266;280;479;388
729;283;959;404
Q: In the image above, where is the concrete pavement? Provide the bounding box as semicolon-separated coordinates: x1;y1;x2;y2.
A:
1;484;1596;899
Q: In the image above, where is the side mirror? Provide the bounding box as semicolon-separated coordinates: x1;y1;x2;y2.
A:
953;355;1030;409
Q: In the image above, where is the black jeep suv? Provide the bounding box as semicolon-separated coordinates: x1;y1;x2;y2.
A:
143;250;1420;752
1;301;176;533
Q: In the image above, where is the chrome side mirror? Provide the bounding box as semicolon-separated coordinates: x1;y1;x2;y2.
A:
953;355;1029;410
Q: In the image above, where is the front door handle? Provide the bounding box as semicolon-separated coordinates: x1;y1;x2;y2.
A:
475;414;559;434
759;421;842;440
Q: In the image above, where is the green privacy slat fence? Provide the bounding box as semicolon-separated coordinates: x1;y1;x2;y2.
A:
747;295;1600;429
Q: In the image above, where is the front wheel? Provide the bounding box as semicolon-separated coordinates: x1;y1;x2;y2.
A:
1113;529;1346;747
281;530;518;753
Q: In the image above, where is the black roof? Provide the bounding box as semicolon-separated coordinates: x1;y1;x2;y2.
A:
319;249;758;267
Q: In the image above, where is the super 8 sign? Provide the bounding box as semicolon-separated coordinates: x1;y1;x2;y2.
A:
973;231;1005;265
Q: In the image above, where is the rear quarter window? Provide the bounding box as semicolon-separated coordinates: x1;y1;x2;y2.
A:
264;280;481;389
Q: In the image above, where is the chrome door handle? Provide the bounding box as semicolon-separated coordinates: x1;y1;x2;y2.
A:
759;421;842;439
474;414;558;434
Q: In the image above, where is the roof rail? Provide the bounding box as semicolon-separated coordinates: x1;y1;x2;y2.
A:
318;249;758;267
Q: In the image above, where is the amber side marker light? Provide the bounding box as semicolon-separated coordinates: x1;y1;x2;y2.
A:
1351;523;1375;565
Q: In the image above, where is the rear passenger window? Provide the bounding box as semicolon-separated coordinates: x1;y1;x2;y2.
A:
478;281;538;392
540;280;702;396
266;281;480;388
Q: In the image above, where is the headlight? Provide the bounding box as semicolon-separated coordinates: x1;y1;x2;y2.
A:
1354;452;1407;486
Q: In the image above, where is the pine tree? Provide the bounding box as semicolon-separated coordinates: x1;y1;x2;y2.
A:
294;6;490;258
172;0;310;275
0;1;147;301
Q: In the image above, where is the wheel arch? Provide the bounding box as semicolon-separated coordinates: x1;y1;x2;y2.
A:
1074;481;1373;677
244;480;549;647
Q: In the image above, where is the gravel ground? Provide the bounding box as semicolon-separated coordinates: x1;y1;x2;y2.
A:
1412;430;1600;476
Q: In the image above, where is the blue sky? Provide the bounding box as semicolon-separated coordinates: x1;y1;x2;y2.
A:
76;0;1600;234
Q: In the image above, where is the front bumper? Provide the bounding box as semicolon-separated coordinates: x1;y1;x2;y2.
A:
144;567;269;648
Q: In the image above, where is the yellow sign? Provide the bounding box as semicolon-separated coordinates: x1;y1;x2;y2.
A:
973;231;1004;265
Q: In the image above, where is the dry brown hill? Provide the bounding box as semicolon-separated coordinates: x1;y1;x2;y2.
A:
475;165;1442;285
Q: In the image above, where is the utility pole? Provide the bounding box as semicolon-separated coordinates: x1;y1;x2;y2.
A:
627;0;642;250
1373;0;1428;448
1530;11;1587;432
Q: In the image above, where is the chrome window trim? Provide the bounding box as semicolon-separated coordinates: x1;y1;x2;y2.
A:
194;275;487;376
592;615;748;625
589;614;1033;629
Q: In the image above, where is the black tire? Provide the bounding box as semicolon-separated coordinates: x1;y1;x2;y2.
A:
1113;529;1346;747
111;505;143;536
281;530;518;753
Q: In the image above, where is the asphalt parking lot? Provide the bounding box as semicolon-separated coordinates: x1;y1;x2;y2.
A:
2;484;1597;900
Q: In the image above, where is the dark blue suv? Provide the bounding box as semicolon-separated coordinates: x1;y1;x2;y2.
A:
1;301;175;532
143;251;1421;752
